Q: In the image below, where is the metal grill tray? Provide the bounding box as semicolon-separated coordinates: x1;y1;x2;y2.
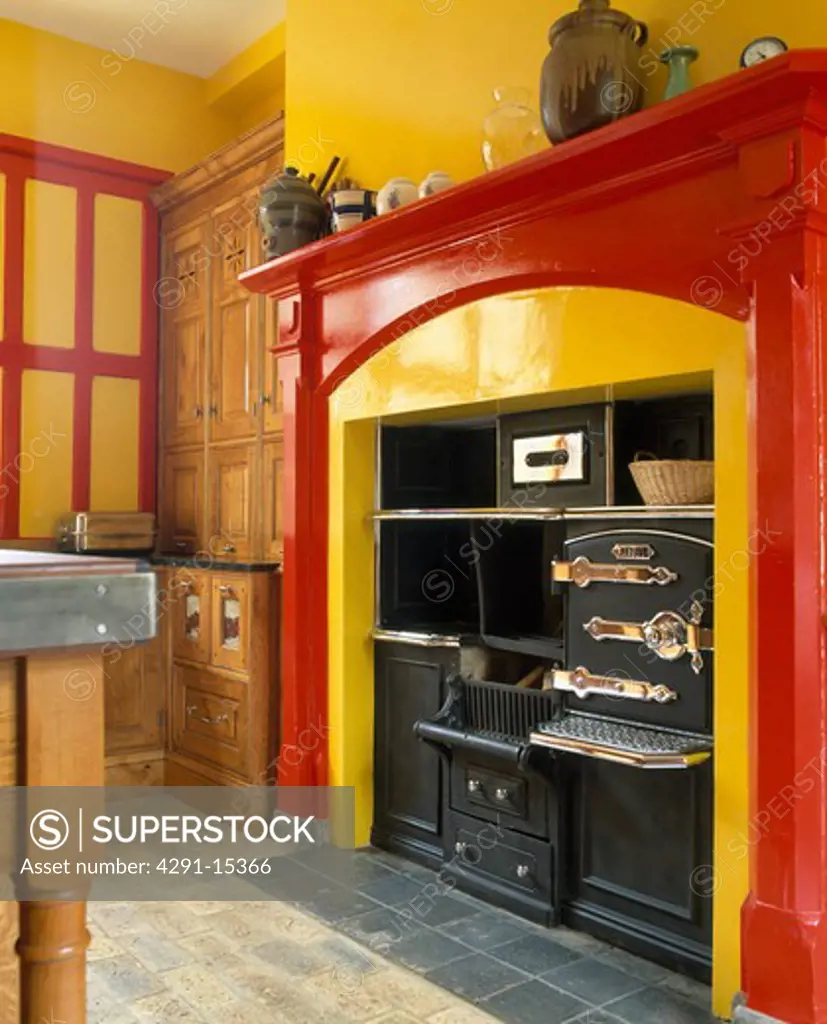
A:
530;713;712;769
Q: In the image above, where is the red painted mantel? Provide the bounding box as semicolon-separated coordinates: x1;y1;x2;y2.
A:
241;52;827;1024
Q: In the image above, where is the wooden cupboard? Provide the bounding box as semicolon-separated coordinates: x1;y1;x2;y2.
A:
148;115;284;788
151;114;285;564
165;568;278;786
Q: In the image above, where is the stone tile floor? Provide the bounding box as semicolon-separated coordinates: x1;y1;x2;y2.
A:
87;847;723;1024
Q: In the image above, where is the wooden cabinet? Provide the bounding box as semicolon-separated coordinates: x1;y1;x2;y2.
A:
103;568;167;786
209;443;256;561
210;575;251;673
262;438;284;563
170;568;210;665
163;311;205;448
166;567;278;786
153;115;285;565
172;664;250;779
160;449;204;554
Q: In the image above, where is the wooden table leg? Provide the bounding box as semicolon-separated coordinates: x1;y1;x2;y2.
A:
17;652;104;1024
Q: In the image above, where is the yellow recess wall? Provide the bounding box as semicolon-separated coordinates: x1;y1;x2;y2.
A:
328;287;747;1019
19;370;74;537
90;377;140;512
93;194;143;356
0;18;236;172
23;179;77;349
286;0;827;186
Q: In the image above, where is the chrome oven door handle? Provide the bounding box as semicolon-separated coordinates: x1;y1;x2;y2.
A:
551;667;678;704
583;600;713;674
552;555;678;589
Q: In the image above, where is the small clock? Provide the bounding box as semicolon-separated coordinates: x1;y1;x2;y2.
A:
740;36;789;69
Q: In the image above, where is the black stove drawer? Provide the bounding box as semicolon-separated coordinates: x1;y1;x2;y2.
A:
450;752;550;839
560;527;713;734
443;810;556;924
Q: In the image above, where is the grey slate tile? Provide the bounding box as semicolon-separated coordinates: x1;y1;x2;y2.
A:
481;978;590;1024
608;985;719;1024
489;932;584;976
425;952;530;1002
438;910;528;952
384;928;471;974
543;956;647;1005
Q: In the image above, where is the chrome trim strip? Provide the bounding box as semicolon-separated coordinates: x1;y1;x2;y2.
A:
372;508;564;521
371;628;462;648
565;528;714;549
371;508;713;523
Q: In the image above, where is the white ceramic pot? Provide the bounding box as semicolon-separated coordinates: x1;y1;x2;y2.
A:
376;177;419;215
330;189;376;232
419;170;455;198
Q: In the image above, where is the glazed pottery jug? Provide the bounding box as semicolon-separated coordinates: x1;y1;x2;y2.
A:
259;166;328;258
419;171;455;198
540;0;649;143
660;46;699;100
482;87;547;171
376;177;419;215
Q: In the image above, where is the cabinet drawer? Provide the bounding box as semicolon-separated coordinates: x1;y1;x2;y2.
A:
210;575;250;673
171;665;249;779
169;568;210;665
450;754;550;839
444;810;555;922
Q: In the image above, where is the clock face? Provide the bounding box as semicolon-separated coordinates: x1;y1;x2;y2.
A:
740;36;789;69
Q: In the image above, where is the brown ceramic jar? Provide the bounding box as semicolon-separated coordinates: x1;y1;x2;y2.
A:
540;0;649;143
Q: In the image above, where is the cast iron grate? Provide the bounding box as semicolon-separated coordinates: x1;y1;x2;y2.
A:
464;679;556;741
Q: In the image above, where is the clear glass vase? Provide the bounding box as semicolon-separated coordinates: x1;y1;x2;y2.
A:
482;87;548;172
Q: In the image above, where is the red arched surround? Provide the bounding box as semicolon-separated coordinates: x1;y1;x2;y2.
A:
242;52;827;1024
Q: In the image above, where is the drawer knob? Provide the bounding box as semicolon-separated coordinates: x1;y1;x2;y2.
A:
454;841;468;855
218;584;237;595
467;779;482;794
515;864;531;880
193;406;203;419
222;544;236;555
186;705;229;726
494;787;510;802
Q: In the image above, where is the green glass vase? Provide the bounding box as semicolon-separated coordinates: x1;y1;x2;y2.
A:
660;46;699;101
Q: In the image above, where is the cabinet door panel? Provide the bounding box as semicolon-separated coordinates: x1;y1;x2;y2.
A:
209;444;255;560
261;438;283;563
163;312;204;448
262;299;283;434
172;664;249;779
170;568;211;665
210;294;258;441
103;641;162;755
211;575;251;674
160;450;204;554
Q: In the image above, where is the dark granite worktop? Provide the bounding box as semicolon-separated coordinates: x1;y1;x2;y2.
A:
150;554;282;573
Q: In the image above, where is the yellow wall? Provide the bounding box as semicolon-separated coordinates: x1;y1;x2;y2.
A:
287;0;827;186
0;19;236;172
329;287;747;1018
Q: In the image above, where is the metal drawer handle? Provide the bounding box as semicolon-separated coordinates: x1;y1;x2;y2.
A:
193;406;203;419
552;556;678;589
218;585;237;595
494;787;511;802
454;841;468;855
515;864;531;880
221;545;236;555
186;705;229;726
585;600;712;674
259;393;272;405
467;779;483;794
209;404;218;417
552;667;678;704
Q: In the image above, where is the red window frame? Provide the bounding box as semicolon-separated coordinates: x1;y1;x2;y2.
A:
0;133;170;538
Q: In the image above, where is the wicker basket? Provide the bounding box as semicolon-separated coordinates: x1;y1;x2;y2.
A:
629;453;714;506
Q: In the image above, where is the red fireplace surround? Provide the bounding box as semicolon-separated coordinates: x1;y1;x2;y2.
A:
241;52;827;1023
